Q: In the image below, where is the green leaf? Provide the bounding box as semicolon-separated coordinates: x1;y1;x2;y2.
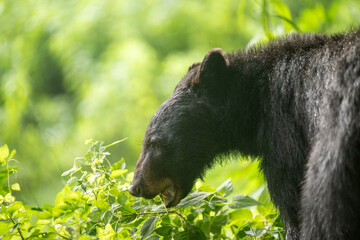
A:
105;138;127;148
88;207;102;222
186;213;197;222
173;230;189;240
270;0;296;32
101;210;113;224
216;178;233;196
270;0;291;20
230;195;262;209
38;210;52;219
67;176;78;187
61;167;81;177
0;166;18;178
30;214;38;226
4;193;15;204
28;229;40;237
42;232;59;238
43;224;56;233
155;226;173;236
42;204;54;211
210;196;227;206
97;223;116;240
177;192;212;208
210;215;228;234
147;235;160;240
1;204;7;215
54;185;72;208
78;235;94;240
257;186;274;215
117;191;128;205
110;202;121;212
272;214;284;228
273;15;301;32
8;150;16;161
74;157;86;168
140;216;158;239
11;183;20;191
61;166;80;177
86;223;98;235
0;221;10;235
110;169;128;179
9;222;20;233
230;209;253;221
111;158;126;171
0;145;9;163
94;199;110;211
188;225;206;240
195;181;216;192
119;205;136;214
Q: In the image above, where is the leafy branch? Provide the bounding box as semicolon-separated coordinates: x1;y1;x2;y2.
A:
0;142;284;239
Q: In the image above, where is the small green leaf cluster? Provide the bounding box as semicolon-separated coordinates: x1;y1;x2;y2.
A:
0;141;284;239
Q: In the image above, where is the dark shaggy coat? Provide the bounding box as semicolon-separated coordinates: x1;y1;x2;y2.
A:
130;29;360;240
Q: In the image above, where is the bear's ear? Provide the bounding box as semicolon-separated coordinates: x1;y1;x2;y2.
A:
193;48;229;89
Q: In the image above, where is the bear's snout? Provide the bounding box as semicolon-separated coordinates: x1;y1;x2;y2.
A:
129;184;141;197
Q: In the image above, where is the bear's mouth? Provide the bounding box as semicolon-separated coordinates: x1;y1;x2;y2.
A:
160;182;181;207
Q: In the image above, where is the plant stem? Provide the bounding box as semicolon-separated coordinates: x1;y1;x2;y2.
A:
122;210;187;224
11;219;24;240
174;211;188;225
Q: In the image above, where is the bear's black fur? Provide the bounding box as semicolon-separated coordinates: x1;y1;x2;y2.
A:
130;29;360;239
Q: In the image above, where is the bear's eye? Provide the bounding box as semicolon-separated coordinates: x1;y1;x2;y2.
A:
145;138;161;149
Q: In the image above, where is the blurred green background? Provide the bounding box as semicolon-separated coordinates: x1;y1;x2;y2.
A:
0;0;359;206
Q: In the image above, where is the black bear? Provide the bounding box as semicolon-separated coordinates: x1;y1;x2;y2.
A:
129;30;360;240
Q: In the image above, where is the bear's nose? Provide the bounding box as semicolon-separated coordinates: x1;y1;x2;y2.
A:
129;184;141;197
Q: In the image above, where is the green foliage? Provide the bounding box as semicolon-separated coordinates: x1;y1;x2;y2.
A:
0;142;284;239
1;0;360;205
0;145;18;196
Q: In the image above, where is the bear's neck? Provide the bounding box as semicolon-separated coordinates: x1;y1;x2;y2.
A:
216;33;340;157
216;49;276;156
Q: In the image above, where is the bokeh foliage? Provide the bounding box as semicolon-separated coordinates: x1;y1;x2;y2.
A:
0;0;359;205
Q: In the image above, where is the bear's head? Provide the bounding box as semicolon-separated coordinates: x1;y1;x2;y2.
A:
129;49;230;207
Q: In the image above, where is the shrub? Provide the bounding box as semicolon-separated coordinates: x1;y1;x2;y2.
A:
0;141;284;239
